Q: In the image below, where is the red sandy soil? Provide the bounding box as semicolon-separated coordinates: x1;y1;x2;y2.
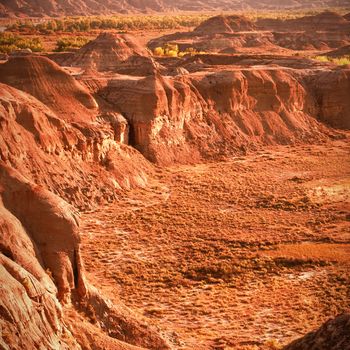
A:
80;139;350;350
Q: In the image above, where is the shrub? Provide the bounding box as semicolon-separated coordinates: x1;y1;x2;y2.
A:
55;36;90;52
314;55;350;66
0;33;43;53
153;44;205;58
166;49;178;57
6;14;211;34
153;47;164;56
334;56;350;66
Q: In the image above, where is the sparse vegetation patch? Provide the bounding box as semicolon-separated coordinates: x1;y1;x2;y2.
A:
153;43;205;57
0;32;43;53
54;36;90;51
314;55;350;66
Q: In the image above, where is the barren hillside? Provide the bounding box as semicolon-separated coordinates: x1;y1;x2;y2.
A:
0;0;349;17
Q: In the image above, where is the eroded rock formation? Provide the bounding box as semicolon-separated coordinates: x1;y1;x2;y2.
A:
1;0;350;17
55;33;161;76
284;313;350;350
0;163;82;349
194;15;256;34
0;16;349;349
0;56;98;123
0;164;170;350
0;81;151;208
149;12;350;54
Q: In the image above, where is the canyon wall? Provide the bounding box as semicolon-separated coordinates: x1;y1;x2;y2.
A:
95;66;347;164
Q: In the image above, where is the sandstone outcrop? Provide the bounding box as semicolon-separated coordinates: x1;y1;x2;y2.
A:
0;81;151;208
284;313;350;350
149;12;350;55
194;15;256;34
0;164;170;349
57;33;161;76
307;69;350;129
0;164;82;349
0;55;98;123
95;64;347;164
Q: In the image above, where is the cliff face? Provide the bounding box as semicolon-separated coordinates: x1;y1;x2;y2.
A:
0;58;173;347
0;163;82;349
0;81;151;209
98;67;347;164
310;69;350;130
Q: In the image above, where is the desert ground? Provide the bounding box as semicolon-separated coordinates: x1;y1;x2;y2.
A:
0;4;350;350
81;140;350;349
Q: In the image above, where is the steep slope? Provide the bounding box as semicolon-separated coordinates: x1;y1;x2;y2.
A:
0;55;98;123
0;82;152;208
284;313;350;350
97;67;341;165
0;164;170;350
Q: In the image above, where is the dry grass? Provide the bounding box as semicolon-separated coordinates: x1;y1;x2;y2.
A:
314;55;350;66
81;140;350;349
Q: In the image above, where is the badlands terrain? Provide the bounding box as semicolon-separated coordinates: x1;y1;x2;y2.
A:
0;7;350;350
1;0;350;17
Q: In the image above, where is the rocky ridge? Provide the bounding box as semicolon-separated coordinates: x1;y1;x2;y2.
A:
1;0;349;17
149;12;350;53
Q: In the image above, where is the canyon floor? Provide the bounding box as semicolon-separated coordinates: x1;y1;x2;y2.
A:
81;139;350;350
